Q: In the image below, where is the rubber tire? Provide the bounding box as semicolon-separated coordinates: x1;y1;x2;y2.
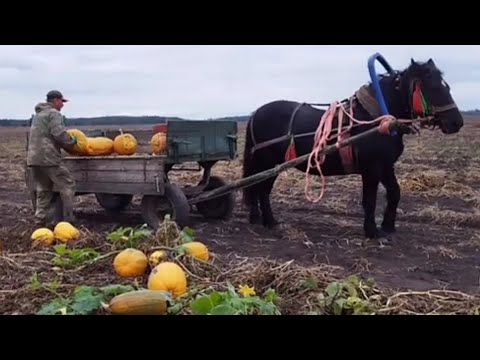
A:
95;193;133;213
141;184;190;229
196;176;235;220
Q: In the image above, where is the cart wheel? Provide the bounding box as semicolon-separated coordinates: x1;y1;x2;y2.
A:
141;184;190;229
196;176;235;220
95;193;133;213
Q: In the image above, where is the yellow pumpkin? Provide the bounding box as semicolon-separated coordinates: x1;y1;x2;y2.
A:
113;132;138;155
86;137;114;156
53;222;80;243
149;250;168;266
151;133;167;155
66;129;88;155
147;262;187;298
180;241;209;261
113;248;148;278
108;290;169;315
31;228;55;246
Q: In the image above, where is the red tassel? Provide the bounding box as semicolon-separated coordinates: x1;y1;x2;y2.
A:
285;140;297;161
413;82;424;116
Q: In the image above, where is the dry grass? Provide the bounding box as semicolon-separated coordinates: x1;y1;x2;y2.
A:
2;243;480;315
2;119;480;315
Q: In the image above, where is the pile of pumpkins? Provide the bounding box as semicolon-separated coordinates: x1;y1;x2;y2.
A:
109;241;209;315
31;222;80;245
66;127;168;157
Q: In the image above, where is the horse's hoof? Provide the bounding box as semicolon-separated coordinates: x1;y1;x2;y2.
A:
263;219;279;230
364;227;380;240
377;236;392;246
381;221;396;234
375;229;394;245
249;215;262;225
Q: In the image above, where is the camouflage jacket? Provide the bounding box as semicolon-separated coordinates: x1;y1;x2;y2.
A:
26;102;75;166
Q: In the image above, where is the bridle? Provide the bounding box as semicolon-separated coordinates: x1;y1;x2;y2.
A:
409;77;458;129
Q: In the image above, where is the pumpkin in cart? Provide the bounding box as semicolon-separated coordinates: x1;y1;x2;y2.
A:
113;131;138;155
66;129;88;155
86;137;114;156
151;132;167;155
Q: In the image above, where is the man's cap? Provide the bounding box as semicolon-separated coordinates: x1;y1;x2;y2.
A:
46;90;68;102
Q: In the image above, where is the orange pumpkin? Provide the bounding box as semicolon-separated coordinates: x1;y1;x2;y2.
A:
87;137;114;156
31;228;55;246
180;242;209;262
147;262;187;298
113;248;148;278
151;133;167;155
66;129;88;155
113;132;138;155
149;250;168;266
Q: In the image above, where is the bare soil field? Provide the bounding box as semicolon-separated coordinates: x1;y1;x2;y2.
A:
2;119;480;315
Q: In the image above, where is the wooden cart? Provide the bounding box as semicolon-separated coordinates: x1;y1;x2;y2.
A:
25;120;238;229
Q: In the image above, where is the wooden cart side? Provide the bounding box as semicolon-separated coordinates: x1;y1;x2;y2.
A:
54;155;167;196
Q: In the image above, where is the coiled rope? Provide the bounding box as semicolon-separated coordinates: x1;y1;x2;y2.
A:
304;98;415;203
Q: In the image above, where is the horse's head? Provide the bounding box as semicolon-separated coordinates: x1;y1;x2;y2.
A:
399;58;464;134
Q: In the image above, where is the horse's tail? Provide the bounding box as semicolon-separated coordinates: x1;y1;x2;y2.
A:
242;112;257;208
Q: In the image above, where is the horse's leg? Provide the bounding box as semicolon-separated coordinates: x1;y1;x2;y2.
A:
248;186;261;225
380;165;400;234
361;168;381;239
258;176;279;229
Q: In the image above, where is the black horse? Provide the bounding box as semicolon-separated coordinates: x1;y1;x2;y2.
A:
242;58;464;239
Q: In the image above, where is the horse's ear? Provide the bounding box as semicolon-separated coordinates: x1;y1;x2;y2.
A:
411;58;416;66
427;58;435;66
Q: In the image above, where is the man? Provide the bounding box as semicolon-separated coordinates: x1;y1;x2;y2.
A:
26;90;78;227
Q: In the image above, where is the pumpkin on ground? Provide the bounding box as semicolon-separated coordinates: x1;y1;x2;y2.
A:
113;248;148;278
147;261;187;298
149;250;168;266
108;289;169;315
180;241;209;262
113;132;138;155
86;137;114;156
151;132;167;155
53;222;80;243
66;129;88;155
31;228;55;246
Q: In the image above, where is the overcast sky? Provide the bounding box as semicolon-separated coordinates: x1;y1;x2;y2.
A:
1;45;478;120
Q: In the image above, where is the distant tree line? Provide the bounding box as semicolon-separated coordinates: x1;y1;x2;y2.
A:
2;110;478;128
0;115;251;127
462;110;480;117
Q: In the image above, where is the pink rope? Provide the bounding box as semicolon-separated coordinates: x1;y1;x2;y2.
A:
304;99;396;203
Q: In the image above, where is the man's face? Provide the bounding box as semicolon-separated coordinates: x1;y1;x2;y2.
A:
53;98;65;111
